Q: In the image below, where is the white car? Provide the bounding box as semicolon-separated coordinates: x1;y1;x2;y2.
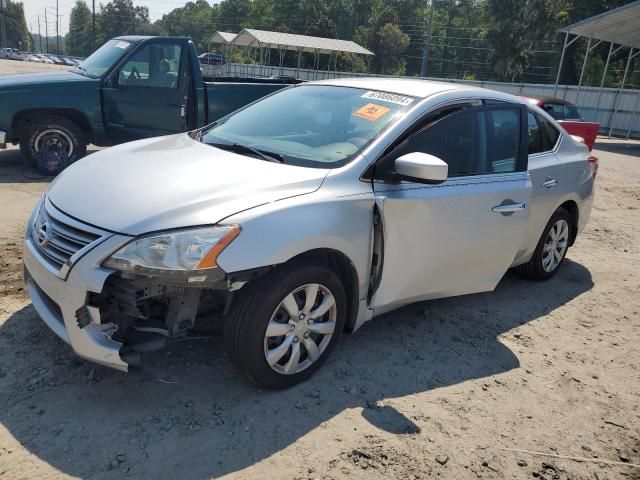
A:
23;78;596;388
36;54;54;64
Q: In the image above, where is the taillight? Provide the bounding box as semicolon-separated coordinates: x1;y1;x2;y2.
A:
588;155;599;179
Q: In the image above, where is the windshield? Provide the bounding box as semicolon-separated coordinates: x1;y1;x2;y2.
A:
200;85;416;168
75;39;131;78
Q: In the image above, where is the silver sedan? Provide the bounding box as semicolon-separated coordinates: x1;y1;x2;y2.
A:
23;78;595;388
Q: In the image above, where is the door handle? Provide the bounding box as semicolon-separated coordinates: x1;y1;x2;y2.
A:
542;177;559;188
492;203;527;213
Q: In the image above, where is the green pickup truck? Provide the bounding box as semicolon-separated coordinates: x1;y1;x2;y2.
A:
0;36;297;167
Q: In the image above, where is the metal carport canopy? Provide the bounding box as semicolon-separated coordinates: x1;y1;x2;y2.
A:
559;0;640;49
231;28;374;56
210;31;237;45
555;1;640;137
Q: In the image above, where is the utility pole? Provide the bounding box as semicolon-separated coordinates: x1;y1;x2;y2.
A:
0;0;7;49
420;2;434;78
92;0;96;51
56;0;59;55
45;8;49;54
38;14;43;53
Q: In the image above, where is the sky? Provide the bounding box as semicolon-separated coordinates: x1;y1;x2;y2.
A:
24;0;206;36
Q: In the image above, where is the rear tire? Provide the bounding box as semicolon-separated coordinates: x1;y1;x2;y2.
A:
516;207;572;280
224;262;346;389
19;115;87;169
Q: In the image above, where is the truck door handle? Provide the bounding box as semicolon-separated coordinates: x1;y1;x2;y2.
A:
492;203;527;213
542;177;559;188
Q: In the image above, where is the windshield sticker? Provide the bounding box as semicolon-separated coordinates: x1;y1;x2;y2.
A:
115;41;129;49
361;91;415;106
353;103;391;121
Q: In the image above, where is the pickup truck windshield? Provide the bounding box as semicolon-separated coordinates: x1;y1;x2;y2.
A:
75;39;131;78
201;85;416;168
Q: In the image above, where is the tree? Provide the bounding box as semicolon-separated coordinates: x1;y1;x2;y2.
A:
217;0;251;33
97;0;151;45
157;0;214;52
305;15;337;38
65;1;93;56
1;0;31;51
244;0;275;30
373;23;409;74
363;3;410;74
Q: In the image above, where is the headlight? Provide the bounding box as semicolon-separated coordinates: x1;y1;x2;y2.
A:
103;225;240;275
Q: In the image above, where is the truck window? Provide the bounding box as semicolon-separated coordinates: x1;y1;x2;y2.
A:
77;39;131;78
118;43;182;89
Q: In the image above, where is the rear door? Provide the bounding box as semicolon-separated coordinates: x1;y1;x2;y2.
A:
521;111;564;254
102;39;192;144
371;103;532;311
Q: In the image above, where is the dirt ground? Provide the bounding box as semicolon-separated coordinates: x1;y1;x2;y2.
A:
0;64;639;479
0;58;72;74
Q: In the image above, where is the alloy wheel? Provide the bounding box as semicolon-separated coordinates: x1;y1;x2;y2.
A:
264;283;337;375
542;219;569;272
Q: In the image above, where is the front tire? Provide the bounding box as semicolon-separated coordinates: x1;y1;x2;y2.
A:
516;207;572;280
19;115;87;169
224;262;346;389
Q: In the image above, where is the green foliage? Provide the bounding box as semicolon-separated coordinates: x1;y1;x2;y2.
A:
362;4;409;74
157;0;213;52
306;15;337;38
1;0;31;51
218;0;252;33
97;0;151;45
40;0;636;84
65;1;93;56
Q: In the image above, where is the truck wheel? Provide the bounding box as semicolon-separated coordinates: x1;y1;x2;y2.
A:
224;262;346;389
19;115;87;169
516;207;572;280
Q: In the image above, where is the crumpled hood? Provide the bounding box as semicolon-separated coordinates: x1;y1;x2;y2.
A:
48;134;329;235
0;71;93;90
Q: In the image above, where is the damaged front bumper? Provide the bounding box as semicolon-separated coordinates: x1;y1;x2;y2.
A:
24;229;133;371
23;200;230;371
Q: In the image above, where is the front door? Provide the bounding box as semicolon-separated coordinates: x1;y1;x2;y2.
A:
371;103;532;311
102;40;190;144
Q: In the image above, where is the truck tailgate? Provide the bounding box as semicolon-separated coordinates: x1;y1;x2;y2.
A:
559;121;599;151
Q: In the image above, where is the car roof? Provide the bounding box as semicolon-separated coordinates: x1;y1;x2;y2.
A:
534;96;573;106
307;77;523;103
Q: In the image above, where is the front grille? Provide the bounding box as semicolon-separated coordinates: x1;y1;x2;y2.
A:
31;202;102;274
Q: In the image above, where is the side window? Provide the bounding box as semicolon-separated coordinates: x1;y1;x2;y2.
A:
392;106;521;178
527;112;543;155
118;43;182;88
485;108;520;173
538;115;560;151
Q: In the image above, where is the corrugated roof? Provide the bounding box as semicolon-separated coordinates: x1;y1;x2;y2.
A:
559;0;640;50
231;28;374;55
211;31;237;44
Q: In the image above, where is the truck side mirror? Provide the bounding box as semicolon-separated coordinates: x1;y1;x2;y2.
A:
394;152;448;184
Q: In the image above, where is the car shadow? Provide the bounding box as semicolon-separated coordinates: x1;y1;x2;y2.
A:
593;138;640;158
0;259;593;479
0;147;101;184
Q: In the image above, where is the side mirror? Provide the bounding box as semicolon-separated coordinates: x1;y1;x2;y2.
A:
394;152;448;184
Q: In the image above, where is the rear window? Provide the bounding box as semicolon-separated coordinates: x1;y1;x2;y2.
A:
538;115;560;150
